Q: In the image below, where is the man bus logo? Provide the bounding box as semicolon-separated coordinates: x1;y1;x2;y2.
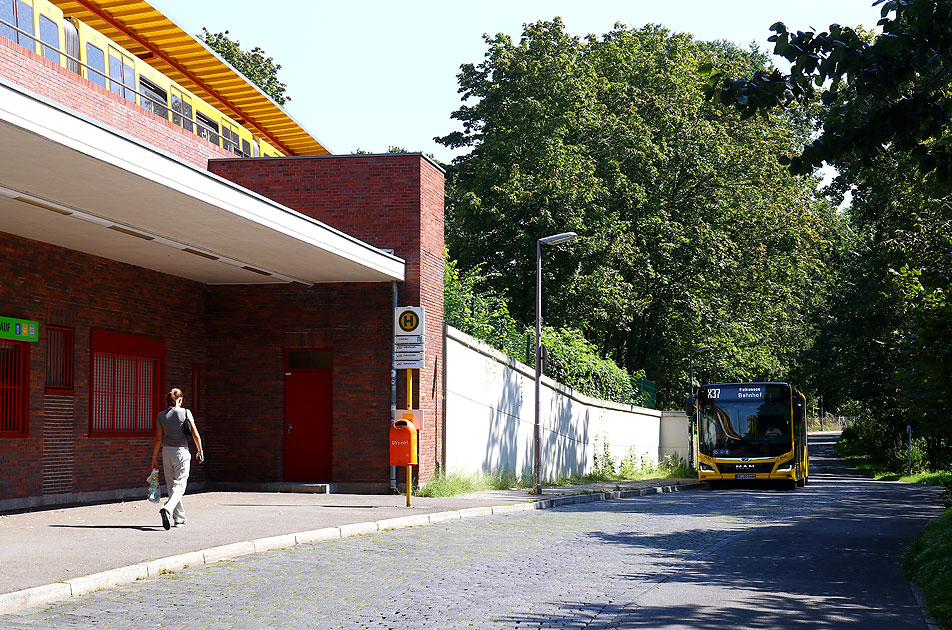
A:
398;310;419;333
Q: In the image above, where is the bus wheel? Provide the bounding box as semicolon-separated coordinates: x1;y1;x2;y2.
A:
797;476;806;487
786;478;798;490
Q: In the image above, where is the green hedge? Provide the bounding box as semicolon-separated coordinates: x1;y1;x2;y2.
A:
906;507;952;628
446;254;655;407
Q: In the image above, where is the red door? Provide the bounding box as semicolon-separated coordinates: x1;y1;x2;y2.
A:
283;350;332;481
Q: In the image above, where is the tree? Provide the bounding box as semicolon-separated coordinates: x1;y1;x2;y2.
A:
438;20;841;408
704;0;952;178
711;0;952;467
199;28;290;105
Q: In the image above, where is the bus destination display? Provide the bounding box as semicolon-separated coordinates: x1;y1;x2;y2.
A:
704;384;765;401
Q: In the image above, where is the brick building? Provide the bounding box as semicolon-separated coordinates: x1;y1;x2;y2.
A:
0;0;443;511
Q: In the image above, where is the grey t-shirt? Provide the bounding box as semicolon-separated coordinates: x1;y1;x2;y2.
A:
158;407;192;447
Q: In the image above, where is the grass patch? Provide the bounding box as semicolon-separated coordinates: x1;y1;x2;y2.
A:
906;508;952;629
417;456;694;498
835;439;952;485
416;471;529;498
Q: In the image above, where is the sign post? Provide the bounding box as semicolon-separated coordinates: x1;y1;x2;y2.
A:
393;307;425;506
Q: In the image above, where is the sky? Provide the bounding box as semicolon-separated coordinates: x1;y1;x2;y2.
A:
151;0;885;164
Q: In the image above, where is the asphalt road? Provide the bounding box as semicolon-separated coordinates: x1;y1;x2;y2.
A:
1;434;945;629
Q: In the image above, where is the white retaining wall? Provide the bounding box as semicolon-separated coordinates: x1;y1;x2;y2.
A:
445;327;688;479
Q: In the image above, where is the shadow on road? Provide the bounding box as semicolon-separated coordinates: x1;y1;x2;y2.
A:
495;433;945;629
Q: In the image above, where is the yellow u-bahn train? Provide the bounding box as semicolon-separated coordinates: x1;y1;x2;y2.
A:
1;0;284;158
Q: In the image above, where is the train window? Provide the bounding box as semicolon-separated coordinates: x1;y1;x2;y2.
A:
0;0;15;44
85;43;106;89
221;120;241;155
108;47;135;103
39;14;59;64
170;87;193;133
241;138;251;157
195;111;220;146
139;76;168;120
15;0;33;51
62;18;78;74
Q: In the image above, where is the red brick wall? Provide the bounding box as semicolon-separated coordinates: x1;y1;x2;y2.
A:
0;36;233;170
0;231;206;502
208;154;446;481
203;283;392;485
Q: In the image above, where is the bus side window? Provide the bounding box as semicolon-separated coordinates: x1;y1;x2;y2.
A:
108;47;135;103
195;111;220;146
139;76;168;120
62;17;78;74
15;0;34;51
39;13;59;64
85;42;106;88
171;87;193;132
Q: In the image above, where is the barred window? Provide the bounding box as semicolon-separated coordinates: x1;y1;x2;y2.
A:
89;330;163;436
46;325;73;391
0;339;28;436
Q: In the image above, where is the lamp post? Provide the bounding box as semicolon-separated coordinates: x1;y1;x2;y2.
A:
689;345;709;397
534;231;577;495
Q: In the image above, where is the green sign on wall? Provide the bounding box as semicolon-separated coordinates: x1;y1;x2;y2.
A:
0;316;39;342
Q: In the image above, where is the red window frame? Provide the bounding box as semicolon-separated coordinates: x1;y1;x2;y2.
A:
46;325;74;392
89;330;164;437
0;339;28;437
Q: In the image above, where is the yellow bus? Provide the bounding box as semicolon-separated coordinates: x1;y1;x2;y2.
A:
692;382;808;489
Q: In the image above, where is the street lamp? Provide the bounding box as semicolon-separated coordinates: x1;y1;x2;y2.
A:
534;231;577;495
689;345;710;397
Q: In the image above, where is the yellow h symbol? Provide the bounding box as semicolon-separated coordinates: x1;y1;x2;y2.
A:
400;311;418;331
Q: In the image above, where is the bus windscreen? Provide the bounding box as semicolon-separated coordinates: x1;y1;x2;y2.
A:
698;384;792;458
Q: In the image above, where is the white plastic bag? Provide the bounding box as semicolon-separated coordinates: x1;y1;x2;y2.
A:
146;468;161;503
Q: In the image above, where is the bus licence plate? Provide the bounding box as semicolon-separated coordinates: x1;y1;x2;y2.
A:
735;474;756;480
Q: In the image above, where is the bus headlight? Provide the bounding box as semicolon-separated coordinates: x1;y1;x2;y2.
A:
775;460;794;472
699;462;716;472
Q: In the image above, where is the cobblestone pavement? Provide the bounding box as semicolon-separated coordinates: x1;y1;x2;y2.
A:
0;437;943;629
0;492;794;629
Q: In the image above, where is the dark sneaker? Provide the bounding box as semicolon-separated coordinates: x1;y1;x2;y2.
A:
159;508;171;531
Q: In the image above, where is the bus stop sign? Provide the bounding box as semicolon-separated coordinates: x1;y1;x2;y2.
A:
395;307;424;335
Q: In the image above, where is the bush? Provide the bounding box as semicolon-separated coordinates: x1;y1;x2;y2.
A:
906;507;952;628
417;470;527;497
542;327;647;406
446;252;655;407
593;435;616;478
